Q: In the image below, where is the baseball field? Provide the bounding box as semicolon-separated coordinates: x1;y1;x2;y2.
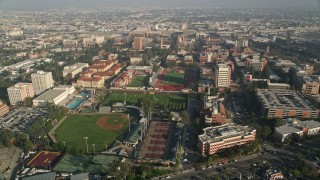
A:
54;114;128;152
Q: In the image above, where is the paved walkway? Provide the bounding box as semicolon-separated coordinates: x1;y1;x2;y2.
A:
48;116;68;143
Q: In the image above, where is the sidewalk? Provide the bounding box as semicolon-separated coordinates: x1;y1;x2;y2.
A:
48;116;68;143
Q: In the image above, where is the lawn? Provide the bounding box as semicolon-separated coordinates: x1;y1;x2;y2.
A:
102;92;187;111
161;70;185;85
54;114;128;152
128;76;147;87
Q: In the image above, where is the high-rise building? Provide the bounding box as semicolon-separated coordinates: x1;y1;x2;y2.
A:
132;37;143;50
7;83;35;106
0;101;9;117
215;64;231;89
31;71;54;93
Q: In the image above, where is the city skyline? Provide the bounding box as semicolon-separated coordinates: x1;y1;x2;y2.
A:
0;0;319;10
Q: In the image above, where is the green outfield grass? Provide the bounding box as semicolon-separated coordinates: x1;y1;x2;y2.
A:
54;114;127;152
161;70;185;85
128;76;147;87
102;92;187;111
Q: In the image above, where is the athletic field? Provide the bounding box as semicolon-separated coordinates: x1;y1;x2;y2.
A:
103;92;187;111
161;70;185;85
54;114;128;152
128;76;147;87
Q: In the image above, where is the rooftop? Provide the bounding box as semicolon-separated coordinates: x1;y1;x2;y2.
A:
127;66;153;71
276;118;320;135
199;123;256;144
33;89;66;101
63;63;88;72
256;89;317;111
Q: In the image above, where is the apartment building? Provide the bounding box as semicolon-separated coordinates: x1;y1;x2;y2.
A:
0;102;9;117
63;63;89;79
215;64;231;89
7;83;35;106
256;89;319;119
31;71;54;93
198;123;256;156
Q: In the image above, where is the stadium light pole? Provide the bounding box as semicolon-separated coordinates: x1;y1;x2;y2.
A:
92;144;95;154
84;137;89;153
48;161;51;171
128;114;130;133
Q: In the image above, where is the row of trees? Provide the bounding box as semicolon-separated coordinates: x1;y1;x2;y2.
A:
0;130;34;152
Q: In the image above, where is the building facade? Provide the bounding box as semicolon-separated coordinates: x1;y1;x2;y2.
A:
275;118;320;142
63;63;89;79
31;71;54;93
32;85;75;107
256;89;319;119
215;64;231;89
198;123;256;156
0;102;9;117
132;37;142;50
7;83;35;106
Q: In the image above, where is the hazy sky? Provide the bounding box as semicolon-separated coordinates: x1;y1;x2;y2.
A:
0;0;319;10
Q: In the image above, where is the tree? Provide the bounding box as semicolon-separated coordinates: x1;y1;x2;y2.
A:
195;117;200;126
25;97;33;107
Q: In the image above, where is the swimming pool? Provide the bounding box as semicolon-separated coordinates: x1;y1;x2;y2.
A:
80;91;90;98
66;98;85;110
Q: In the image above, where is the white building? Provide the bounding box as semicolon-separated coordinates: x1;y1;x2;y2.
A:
32;85;75;107
63;63;89;78
130;57;143;64
215;64;231;89
275;118;320;142
31;71;55;94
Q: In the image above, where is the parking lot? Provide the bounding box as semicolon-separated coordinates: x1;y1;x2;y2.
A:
0;108;48;133
225;93;250;124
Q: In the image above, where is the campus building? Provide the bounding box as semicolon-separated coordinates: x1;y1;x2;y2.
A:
31;71;54;93
74;77;104;89
215;63;231;89
132;37;142;50
166;55;180;64
32;85;75;107
198;123;256;156
204;96;226;126
275;118;320;142
256;89;319;119
245;58;267;72
7;83;35;106
62;63;89;79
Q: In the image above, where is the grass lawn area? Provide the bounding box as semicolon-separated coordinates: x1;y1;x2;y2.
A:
54;114;128;152
53;154;119;174
161;70;185;85
128;76;147;87
103;92;186;107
